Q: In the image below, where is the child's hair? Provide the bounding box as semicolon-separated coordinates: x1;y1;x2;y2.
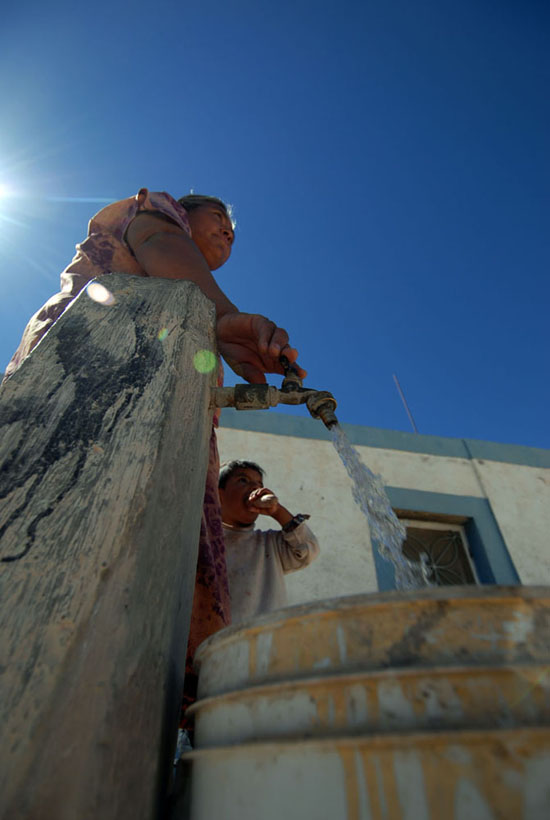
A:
219;460;264;489
178;194;235;228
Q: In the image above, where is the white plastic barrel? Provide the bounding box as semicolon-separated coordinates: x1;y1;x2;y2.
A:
182;586;550;819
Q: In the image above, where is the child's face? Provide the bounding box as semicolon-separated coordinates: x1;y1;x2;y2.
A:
219;467;263;527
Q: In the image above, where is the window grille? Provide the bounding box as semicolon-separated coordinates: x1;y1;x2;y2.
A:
398;517;478;586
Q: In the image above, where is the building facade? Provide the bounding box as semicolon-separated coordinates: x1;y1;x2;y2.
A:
217;409;550;607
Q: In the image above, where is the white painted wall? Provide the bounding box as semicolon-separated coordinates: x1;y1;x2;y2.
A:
474;459;550;585
217;428;378;604
217;423;550;605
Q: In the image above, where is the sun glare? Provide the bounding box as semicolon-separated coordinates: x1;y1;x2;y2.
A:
0;183;9;199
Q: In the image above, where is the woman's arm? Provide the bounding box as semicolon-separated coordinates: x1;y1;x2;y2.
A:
126;212;238;317
126;213;306;383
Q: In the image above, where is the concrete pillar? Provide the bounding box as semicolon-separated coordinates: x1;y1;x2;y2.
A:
0;274;217;820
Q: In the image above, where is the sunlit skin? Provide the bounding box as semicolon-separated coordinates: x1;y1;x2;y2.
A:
219;467;294;529
126;203;306;384
186;203;234;271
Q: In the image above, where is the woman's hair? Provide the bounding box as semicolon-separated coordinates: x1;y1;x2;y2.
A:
178;194;235;227
219;460;264;489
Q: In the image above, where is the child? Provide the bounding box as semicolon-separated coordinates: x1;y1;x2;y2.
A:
219;460;320;624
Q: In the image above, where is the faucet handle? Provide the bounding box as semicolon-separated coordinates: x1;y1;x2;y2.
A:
279;354;303;392
279;354;292;374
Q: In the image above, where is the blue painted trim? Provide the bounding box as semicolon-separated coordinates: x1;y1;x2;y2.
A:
371;541;398;592
219;409;550;469
375;487;521;591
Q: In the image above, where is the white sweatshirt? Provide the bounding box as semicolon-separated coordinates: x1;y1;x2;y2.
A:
223;520;320;625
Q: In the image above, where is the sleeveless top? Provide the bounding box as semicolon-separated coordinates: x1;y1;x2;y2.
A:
5;189;191;379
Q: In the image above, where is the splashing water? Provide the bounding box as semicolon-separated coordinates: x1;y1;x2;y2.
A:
330;423;431;590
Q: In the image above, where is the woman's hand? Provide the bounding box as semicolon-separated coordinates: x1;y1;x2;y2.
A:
216;312;306;384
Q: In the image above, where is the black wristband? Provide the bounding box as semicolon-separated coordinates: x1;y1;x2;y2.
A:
282;513;310;533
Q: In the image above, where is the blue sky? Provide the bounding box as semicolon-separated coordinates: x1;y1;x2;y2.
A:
1;0;548;447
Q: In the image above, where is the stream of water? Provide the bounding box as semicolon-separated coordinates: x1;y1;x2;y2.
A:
330;423;430;590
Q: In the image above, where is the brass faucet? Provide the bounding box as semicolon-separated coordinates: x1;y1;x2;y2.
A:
212;356;338;429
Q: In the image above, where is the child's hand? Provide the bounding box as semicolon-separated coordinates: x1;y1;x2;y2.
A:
247;489;294;527
247;488;279;516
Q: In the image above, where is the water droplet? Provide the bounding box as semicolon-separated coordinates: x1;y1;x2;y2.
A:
158;328;169;341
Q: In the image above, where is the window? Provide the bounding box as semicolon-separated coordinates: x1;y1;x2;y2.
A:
396;512;478;586
373;488;520;591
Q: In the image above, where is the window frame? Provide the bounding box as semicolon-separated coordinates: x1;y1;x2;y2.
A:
373;487;520;591
399;517;480;586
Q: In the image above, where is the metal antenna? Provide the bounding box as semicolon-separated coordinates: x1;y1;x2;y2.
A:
392;373;419;434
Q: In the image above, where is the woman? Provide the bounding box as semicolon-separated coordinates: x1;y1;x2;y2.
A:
4;187;305;710
5;189;302;384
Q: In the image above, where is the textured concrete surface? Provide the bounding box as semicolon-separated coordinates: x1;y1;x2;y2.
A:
0;276;217;820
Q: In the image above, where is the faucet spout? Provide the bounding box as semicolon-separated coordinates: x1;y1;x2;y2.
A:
306;391;339;429
212;383;339;430
211;355;339;430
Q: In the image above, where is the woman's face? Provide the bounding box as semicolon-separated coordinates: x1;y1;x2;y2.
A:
187;203;234;270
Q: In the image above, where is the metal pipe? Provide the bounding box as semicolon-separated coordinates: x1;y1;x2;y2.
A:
212;384;280;410
211;383;339;430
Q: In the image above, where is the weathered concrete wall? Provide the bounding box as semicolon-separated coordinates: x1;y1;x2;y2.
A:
217;414;550;603
474;459;550;585
0;275;217;820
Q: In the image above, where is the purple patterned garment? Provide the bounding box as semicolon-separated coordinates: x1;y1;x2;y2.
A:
5;189;232;707
4;189;191;379
182;427;232;726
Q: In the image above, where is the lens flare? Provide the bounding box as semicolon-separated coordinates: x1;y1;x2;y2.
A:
86;282;115;305
193;350;217;374
158;328;169;341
